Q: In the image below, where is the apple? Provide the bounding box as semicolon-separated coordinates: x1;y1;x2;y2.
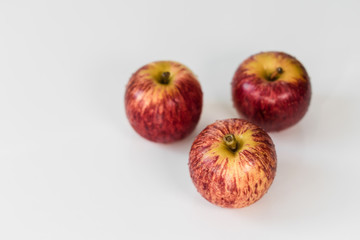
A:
232;51;311;131
189;118;277;208
125;61;203;143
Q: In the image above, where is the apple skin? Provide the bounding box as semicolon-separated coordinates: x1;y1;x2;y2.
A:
189;119;277;208
232;51;311;131
125;61;203;143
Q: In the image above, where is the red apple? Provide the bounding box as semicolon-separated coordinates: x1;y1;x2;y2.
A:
232;51;311;131
189;119;277;208
125;61;203;143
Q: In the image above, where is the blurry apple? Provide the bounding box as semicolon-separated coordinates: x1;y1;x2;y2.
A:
125;61;203;143
189;118;277;208
232;51;311;131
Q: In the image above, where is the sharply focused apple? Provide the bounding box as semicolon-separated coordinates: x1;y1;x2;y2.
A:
189;119;277;208
125;61;203;143
232;51;311;131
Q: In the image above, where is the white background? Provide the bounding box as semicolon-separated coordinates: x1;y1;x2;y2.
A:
1;0;360;239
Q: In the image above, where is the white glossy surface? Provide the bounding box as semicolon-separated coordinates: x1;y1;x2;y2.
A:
1;0;359;239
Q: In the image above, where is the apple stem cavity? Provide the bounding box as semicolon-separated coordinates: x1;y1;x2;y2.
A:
269;67;284;81
159;72;171;84
224;134;238;152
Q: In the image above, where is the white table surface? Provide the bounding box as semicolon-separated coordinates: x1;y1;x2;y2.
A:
1;0;359;239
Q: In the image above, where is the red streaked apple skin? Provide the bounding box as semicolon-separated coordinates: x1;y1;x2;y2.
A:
232;51;311;131
189;119;277;208
125;61;202;143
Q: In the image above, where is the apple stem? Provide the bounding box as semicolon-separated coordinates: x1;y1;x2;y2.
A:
224;134;238;152
159;72;171;84
269;67;283;81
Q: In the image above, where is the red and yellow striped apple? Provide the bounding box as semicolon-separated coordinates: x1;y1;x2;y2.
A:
125;61;203;143
189;119;277;208
232;51;311;131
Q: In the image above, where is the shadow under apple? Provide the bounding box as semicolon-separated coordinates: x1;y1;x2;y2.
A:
232;151;333;226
